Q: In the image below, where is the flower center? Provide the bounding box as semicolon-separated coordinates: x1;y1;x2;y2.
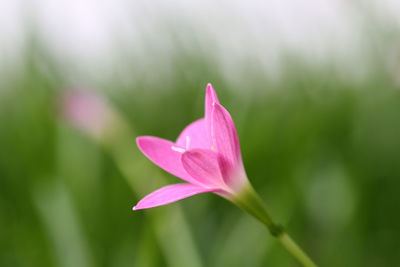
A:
185;136;190;150
171;146;185;153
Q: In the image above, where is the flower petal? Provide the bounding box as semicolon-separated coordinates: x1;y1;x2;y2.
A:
176;118;210;150
133;183;217;210
205;84;220;147
211;103;241;169
137;136;198;184
181;149;225;187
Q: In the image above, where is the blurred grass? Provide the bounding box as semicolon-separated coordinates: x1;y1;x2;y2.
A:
1;36;400;267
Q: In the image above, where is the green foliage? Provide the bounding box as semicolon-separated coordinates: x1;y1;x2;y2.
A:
1;43;400;267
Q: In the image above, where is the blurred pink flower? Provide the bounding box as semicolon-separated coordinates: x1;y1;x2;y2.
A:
61;90;115;139
134;84;249;210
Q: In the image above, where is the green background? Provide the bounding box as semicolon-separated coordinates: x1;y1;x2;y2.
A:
1;10;400;267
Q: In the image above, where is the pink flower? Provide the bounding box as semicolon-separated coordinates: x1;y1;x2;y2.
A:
134;85;319;267
133;84;249;210
60;90;120;140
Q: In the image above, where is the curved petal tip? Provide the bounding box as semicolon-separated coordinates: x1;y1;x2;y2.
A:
206;83;220;105
133;183;217;210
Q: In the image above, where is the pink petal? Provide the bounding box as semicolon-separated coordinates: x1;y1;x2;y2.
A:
176;118;210;150
133;183;217;210
211;103;241;173
181;149;225;187
137;136;198;184
205;83;220;145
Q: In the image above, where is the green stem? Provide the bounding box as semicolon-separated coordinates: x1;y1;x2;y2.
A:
232;184;318;267
277;232;317;267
